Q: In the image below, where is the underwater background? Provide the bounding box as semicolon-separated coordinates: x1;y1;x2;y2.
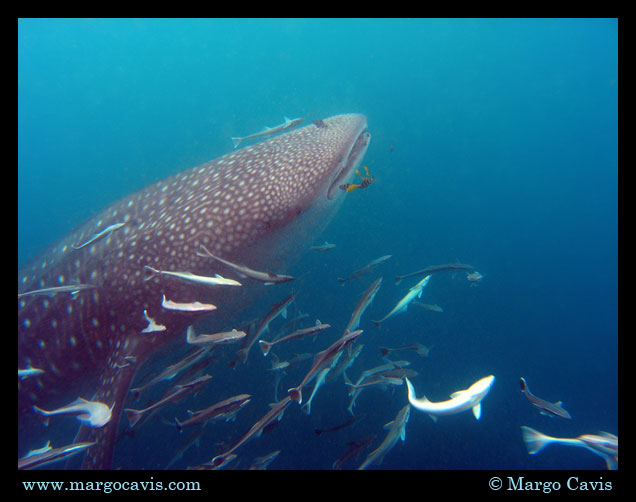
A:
18;18;618;470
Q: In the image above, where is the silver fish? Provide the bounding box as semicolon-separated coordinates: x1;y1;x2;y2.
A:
72;222;126;250
197;244;294;284
520;377;571;419
345;277;383;332
237;292;297;363
521;426;618;470
123;374;212;428
337;255;392;285
358;404;410;470
372;275;431;326
17;283;97;299
143;265;242;287
248;450;281;470
208;396;294;468
258;321;331;357
161;295;217;312
174;393;251;431
231;117;305;149
394;261;474;284
186;325;246;346
18;442;96;470
309;241;336;252
33;397;113;428
288;329;363;405
405;375;495;420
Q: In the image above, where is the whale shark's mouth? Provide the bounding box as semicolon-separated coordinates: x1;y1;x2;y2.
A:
327;128;371;200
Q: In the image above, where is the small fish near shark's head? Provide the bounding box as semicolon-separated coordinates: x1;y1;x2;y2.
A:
18;113;369;469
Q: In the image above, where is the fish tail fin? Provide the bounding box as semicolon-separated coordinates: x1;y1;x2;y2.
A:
124;409;143;428
337;278;346;285
372;320;381;327
175;417;183;433
521;426;552;455
259;340;272;357
32;405;50;417
142;265;160;281
394;276;402;284
314;428;323;436
231;137;242;149
288;387;302;404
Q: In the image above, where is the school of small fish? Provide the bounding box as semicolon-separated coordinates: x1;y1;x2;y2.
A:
18;118;615;472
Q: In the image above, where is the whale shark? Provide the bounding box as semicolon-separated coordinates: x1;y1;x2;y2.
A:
18;113;370;469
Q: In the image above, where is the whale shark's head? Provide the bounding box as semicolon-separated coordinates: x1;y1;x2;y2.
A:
225;113;370;226
211;113;370;268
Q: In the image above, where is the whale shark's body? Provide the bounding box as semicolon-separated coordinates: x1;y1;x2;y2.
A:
18;113;370;469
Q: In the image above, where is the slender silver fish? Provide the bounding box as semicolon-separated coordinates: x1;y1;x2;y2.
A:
394;261;474;284
18;442;96;470
259;321;331;356
186;325;246;346
309;241;336;252
248;450;281;470
124;374;212;428
519;377;571;419
337;255;392;284
72;222;126;250
380;343;431;358
174;393;251;431
412;302;443;312
130;347;210;397
237;292;297;363
358;404;410;470
231;117;305;149
345;277;383;332
325;342;364;383
164;429;205;469
161;295;217;312
521;426;618;470
18;283;97;299
144;265;242;287
288;329;363;405
208;396;293;468
332;434;376;470
372;275;431;326
197;244;295;284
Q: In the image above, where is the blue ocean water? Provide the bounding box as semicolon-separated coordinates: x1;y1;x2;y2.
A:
18;18;618;471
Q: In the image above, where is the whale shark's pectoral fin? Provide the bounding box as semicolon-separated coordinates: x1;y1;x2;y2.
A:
472;403;482;420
